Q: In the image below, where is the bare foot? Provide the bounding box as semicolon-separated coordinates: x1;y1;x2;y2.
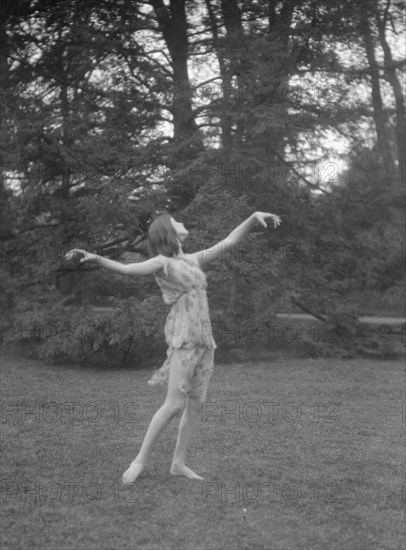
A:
122;460;145;484
170;464;204;480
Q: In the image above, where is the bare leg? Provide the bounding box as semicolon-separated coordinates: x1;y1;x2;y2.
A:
122;358;186;484
170;395;204;480
122;402;183;484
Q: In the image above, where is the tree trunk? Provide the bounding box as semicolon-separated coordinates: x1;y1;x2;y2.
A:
205;0;233;157
262;0;300;158
221;0;245;148
376;5;405;178
0;17;16;242
60;80;72;199
150;0;203;207
151;0;202;149
360;14;395;176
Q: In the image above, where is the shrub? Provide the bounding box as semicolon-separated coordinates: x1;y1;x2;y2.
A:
0;268;16;322
1;295;168;367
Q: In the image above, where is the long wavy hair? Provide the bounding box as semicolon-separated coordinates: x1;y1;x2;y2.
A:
147;213;180;257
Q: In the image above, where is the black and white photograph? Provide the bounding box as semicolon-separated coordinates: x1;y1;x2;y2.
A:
1;0;405;549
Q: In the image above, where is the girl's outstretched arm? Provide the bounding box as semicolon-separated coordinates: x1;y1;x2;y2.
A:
191;211;281;266
65;249;165;276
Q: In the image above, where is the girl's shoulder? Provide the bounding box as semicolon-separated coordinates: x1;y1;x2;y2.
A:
155;253;200;279
155;254;171;278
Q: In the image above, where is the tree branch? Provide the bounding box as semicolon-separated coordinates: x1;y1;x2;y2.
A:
290;295;327;323
273;151;330;195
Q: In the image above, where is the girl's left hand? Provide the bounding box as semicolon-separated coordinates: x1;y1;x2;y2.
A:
254;211;281;229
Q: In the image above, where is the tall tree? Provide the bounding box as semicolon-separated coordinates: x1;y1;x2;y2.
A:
359;4;395;176
375;0;405;177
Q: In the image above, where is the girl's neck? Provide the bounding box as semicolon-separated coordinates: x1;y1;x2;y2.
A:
174;242;184;257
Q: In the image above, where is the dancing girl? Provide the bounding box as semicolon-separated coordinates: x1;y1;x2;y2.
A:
65;211;281;483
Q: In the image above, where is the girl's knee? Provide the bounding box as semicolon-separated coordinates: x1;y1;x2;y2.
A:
162;398;185;418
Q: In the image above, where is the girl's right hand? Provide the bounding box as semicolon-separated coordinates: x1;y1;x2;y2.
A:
65;249;99;264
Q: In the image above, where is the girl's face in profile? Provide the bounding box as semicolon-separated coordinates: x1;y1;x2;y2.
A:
170;217;189;242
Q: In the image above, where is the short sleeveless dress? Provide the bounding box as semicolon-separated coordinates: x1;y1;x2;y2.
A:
147;254;217;400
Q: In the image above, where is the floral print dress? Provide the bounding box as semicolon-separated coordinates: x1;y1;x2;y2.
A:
147;253;217;400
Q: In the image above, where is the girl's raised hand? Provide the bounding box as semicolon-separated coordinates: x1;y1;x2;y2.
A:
254;212;281;229
65;249;99;264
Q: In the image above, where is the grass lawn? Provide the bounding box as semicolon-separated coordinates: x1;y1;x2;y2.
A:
1;352;405;550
